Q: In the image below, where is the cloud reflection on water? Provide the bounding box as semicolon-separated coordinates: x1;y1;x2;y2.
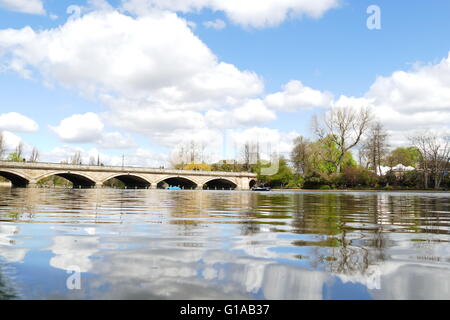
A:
0;189;449;299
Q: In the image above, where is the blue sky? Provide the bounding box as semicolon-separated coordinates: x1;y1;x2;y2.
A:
0;0;450;166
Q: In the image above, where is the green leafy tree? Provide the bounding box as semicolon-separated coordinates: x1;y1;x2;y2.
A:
7;152;22;162
254;158;294;188
385;147;421;167
312;106;372;173
211;161;243;172
290;134;360;189
312;135;357;173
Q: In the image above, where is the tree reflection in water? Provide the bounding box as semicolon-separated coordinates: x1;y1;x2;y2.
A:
247;192;450;280
0;267;16;299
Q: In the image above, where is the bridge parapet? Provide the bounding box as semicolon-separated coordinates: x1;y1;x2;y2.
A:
0;161;256;177
0;161;257;190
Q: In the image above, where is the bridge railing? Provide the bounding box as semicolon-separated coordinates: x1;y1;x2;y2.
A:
0;160;257;177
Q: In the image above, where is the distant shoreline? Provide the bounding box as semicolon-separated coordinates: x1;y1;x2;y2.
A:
271;188;450;193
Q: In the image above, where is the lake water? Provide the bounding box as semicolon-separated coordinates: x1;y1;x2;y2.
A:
0;187;450;300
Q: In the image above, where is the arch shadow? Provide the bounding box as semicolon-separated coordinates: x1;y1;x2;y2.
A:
0;170;30;187
36;172;97;188
102;174;151;189
157;176;198;190
203;178;237;190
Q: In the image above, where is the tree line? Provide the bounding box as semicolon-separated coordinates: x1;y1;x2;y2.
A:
0;133;104;166
180;106;450;190
284;107;449;190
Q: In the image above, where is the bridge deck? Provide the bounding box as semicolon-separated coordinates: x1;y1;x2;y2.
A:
0;161;257;189
0;161;256;177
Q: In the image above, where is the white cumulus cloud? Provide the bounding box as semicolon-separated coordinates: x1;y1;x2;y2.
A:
229;127;299;158
0;0;45;15
265;80;333;111
41;145;168;168
50;112;104;143
97;132;137;149
0;10;267;151
0;112;39;133
122;0;340;28
203;19;226;30
232;99;277;125
331;53;450;146
50;112;137;150
0;11;262;106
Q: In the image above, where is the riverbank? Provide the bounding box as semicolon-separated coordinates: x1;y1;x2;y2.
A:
271;188;450;193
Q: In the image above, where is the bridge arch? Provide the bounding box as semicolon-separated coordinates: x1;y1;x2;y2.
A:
202;178;238;190
156;176;198;189
249;179;257;189
35;171;97;188
0;170;30;187
102;173;151;189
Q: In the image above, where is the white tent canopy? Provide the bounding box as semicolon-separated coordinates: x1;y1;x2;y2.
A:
378;164;415;176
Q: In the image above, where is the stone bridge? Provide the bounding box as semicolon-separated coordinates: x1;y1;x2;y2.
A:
0;161;258;190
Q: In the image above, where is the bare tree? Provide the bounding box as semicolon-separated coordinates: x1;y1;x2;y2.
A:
189;141;197;163
410;132;450;189
411;134;430;189
358;142;370;168
291;136;311;175
70;151;83;165
242;142;251;172
428;137;450;189
0;131;4;160
15;141;24;161
170;140;204;169
199;141;207;163
175;144;186;169
360;122;389;175
89;156;96;166
28;147;40;163
312;106;373;173
241;141;260;172
255;140;261;164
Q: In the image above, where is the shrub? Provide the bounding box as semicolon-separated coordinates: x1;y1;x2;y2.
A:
339;167;377;188
399;170;421;188
183;163;212;171
442;175;450;189
303;172;333;189
380;170;397;187
286;174;304;189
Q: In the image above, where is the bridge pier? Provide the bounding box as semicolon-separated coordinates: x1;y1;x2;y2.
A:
196;184;204;190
